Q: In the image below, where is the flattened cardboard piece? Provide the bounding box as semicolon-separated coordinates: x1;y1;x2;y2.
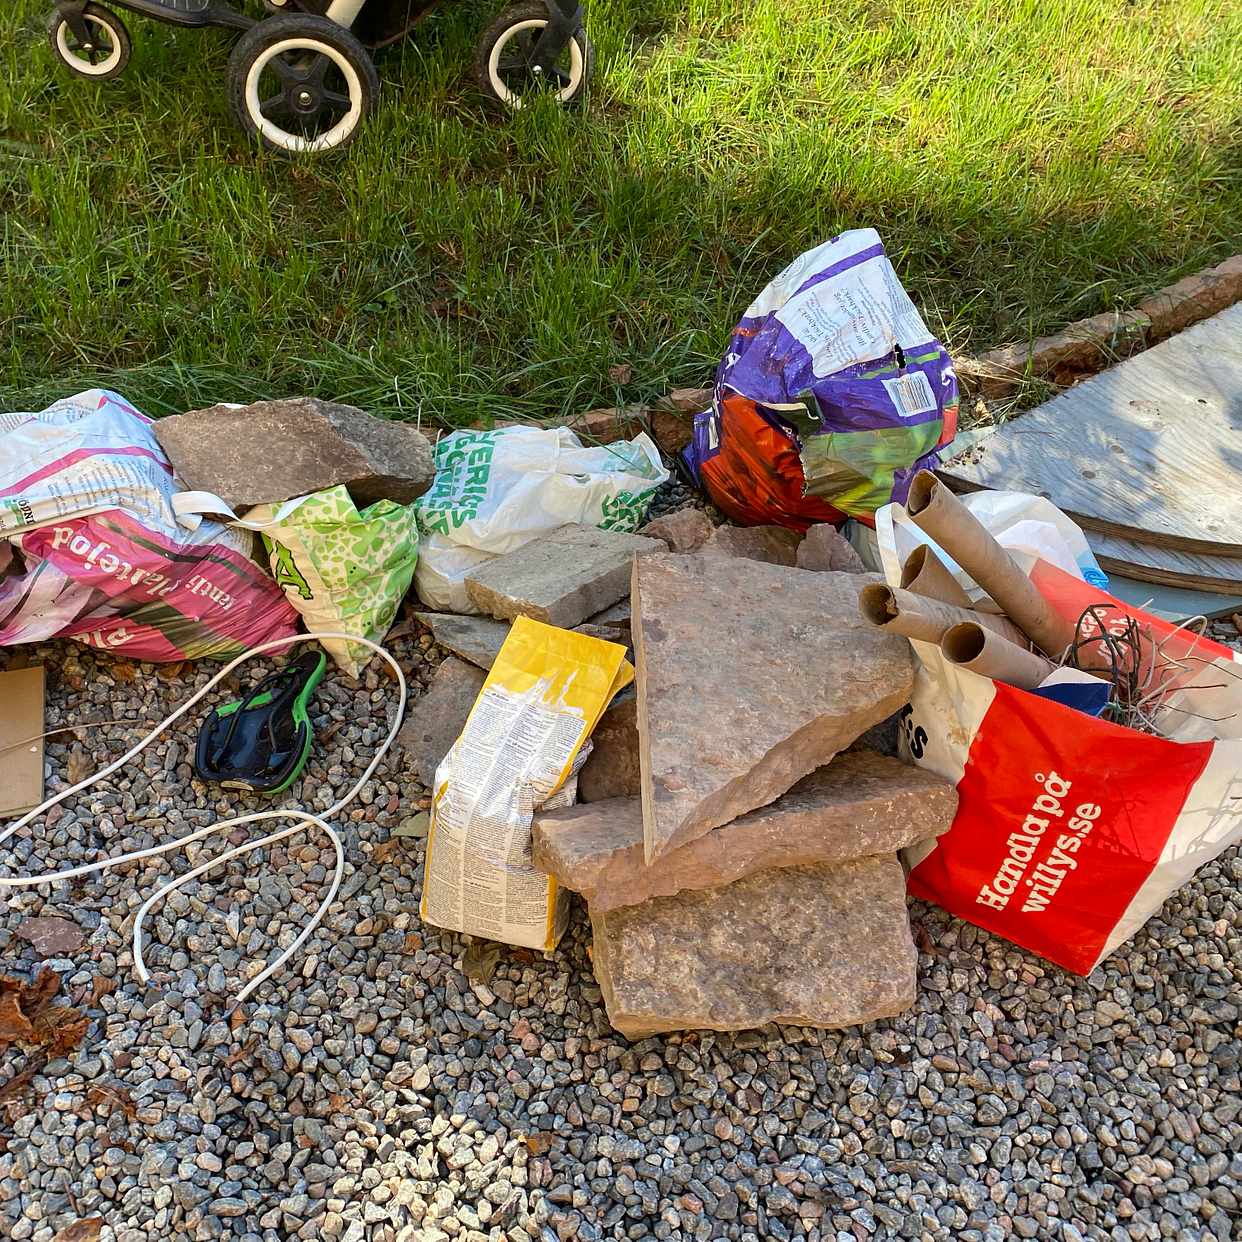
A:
0;666;46;816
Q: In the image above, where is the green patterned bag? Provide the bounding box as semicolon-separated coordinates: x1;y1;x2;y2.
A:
247;485;419;676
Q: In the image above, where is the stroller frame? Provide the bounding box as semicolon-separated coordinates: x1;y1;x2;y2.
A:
50;0;592;152
55;0;583;63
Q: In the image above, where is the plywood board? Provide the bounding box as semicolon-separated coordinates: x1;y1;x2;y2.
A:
1105;575;1242;625
0;666;46;816
944;303;1242;555
1087;531;1242;592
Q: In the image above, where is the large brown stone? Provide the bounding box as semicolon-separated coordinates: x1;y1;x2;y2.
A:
153;397;435;510
797;524;866;573
578;692;641;803
702;524;801;566
590;855;917;1038
396;656;486;788
632;554;912;862
464;524;663;629
534;750;956;910
640;508;715;553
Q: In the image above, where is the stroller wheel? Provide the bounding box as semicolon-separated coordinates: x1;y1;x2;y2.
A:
476;2;594;111
48;3;131;80
226;14;378;155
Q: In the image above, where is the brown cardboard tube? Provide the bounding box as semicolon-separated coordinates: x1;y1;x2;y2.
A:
905;472;1076;658
941;622;1057;690
859;584;1031;648
899;545;973;608
902;543;1007;617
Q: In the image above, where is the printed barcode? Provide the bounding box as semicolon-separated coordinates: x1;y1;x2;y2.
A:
882;371;938;419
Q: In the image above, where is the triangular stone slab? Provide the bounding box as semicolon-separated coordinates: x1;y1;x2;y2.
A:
632;553;912;862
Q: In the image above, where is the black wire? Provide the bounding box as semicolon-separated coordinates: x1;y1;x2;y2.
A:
1066;605;1142;721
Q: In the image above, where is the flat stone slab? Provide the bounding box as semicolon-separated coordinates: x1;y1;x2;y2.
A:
797;524;866;573
578;691;640;803
416;612;628;671
534;749;956;911
702;525;801;565
416;612;510;670
590;854;917;1039
633;554;913;862
583;598;632;638
154;397;435;510
396;656;486;788
465;524;663;629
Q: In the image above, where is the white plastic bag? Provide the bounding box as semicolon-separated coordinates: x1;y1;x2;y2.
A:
414;426;669;612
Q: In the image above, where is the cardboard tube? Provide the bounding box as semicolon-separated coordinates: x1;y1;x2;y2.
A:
860;584;1031;648
860;584;955;645
905;472;1076;657
899;545;973;608
941;622;1057;690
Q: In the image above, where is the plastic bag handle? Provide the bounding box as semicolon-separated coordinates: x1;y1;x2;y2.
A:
172;490;310;531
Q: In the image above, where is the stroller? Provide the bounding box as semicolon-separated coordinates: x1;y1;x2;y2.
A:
48;0;593;153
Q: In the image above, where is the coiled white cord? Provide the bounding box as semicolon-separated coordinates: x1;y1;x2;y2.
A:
0;632;407;1006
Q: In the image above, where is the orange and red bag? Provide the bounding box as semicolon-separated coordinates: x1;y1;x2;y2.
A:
894;559;1242;974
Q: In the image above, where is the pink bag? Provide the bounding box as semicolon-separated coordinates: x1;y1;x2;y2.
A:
899;560;1242;974
0;390;299;661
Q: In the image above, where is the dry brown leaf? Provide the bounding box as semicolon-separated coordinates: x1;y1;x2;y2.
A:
110;663;138;683
371;838;404;865
608;362;634;385
0;987;36;1048
66;743;92;785
1;970;86;1056
402;933;422;954
462;940;502;985
228;1004;247;1031
35;1006;89;1057
384;617;418;643
156;661;188;682
0;1064;40;1109
328;1093;349;1111
223;1035;259;1067
524;1132;554;1156
318;719;344;747
52;1219;104;1242
86;1083;138;1120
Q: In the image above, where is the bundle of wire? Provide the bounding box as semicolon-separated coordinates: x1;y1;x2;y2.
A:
0;633;407;1007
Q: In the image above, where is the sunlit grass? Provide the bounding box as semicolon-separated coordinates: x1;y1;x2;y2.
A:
1;0;1238;422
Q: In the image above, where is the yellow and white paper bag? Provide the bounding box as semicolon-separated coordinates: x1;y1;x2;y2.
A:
420;617;632;950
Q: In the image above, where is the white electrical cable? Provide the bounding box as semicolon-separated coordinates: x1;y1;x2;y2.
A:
0;632;407;1006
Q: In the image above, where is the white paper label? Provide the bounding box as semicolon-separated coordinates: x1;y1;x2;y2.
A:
774;254;930;377
882;371;938;419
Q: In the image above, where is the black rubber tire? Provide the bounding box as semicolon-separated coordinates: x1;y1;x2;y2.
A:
225;13;379;155
474;2;594;111
48;3;132;81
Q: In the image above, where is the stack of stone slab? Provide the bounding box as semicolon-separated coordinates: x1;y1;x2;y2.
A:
527;530;958;1040
400;510;958;1039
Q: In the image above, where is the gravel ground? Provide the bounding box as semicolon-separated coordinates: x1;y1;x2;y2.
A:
2;614;1241;1242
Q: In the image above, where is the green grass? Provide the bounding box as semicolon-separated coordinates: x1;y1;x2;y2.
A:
1;0;1239;424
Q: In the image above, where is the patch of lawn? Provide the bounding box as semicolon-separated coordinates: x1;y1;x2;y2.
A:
1;0;1238;423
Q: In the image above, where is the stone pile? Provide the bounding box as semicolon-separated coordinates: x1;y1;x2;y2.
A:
407;512;959;1039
